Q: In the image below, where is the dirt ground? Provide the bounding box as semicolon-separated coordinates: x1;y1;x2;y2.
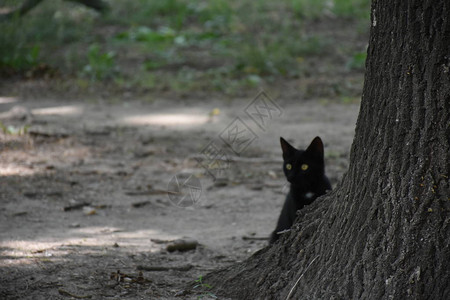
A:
0;94;359;299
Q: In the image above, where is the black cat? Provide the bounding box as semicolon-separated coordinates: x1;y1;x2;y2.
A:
270;136;331;244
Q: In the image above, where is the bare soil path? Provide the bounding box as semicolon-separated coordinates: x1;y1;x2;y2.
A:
0;95;358;299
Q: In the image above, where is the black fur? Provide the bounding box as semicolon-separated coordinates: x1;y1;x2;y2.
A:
269;136;331;244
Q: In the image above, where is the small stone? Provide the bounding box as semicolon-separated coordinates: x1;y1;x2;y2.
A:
166;239;198;252
83;206;97;215
268;170;277;179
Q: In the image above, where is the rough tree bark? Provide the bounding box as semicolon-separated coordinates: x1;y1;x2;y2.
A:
205;0;449;299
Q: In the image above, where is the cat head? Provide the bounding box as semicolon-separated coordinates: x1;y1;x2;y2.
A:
280;136;325;185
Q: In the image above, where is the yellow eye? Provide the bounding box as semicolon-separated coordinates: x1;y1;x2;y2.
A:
301;164;309;171
286;163;292;170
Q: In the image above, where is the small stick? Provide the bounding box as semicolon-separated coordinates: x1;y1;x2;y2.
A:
150;238;172;244
58;288;92;299
242;236;269;241
125;189;166;196
136;264;193;272
63;202;90;211
286;255;320;300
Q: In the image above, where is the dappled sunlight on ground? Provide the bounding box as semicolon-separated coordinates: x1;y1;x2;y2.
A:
31;105;84;116
0;137;92;177
0;97;18;104
0;227;176;261
0;164;38;176
120;113;211;127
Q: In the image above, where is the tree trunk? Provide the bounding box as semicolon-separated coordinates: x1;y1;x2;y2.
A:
0;0;44;21
205;0;450;299
66;0;109;13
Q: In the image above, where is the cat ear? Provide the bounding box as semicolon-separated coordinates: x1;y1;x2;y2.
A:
306;136;324;159
280;137;296;159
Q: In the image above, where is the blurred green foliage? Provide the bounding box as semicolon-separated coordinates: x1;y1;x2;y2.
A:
82;44;118;81
0;121;30;135
291;0;370;19
347;51;367;70
0;0;370;96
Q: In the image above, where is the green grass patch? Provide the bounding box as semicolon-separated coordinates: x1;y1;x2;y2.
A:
81;44;118;81
1;0;370;97
291;0;370;19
